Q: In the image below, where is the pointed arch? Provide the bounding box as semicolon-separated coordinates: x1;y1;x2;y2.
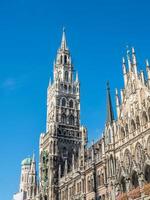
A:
135;142;143;164
61;98;66;107
125;124;129;136
64;55;67;64
136;116;140;128
69;115;74;125
131;170;139;188
142;111;148;124
108;128;112;143
131;119;136;132
61;114;67;124
121;127;125;139
120;176;126;192
69;99;74;108
65;71;68;82
124;149;131;174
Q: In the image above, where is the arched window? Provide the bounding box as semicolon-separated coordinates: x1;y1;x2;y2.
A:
101;173;104;185
125;124;129;136
61;114;67;124
62;98;66;107
145;165;150;183
63;147;68;158
73;86;76;93
132;171;139;188
124;149;131;173
64;55;67;64
69;115;74;125
64;85;67;92
69;85;72;93
121;127;125;139
142;111;148;124
131;119;136;132
120;176;126;192
136;116;140;128
60;55;63;64
69;99;74;108
65;71;68;82
135;143;143;164
110;155;114;176
97;172;101;186
88;178;91;192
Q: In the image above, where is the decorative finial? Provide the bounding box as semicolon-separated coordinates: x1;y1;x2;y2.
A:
126;45;132;71
61;27;67;50
115;88;118;95
107;81;110;90
146;59;149;67
122;57;125;64
49;77;52;86
131;47;135;54
76;71;79;82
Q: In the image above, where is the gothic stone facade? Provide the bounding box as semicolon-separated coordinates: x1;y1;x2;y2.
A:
14;30;150;200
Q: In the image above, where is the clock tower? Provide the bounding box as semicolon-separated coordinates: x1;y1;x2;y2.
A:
39;29;83;200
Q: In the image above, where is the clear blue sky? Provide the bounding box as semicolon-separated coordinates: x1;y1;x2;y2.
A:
0;0;150;199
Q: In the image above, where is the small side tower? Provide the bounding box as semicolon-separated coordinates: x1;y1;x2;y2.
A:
20;157;32;198
27;154;37;200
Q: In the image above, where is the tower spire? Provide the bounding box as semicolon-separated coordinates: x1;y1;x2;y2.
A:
132;47;138;76
126;46;132;71
61;27;67;50
106;81;114;124
122;57;127;87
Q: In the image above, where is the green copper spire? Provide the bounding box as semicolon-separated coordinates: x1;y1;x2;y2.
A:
106;81;114;124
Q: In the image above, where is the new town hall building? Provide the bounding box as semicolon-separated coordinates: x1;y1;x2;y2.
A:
13;30;150;200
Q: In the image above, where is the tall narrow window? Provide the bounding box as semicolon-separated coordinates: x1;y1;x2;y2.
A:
121;176;126;192
143;111;148;124
69;115;74;125
131;119;136;132
62;114;67;124
64;55;67;64
136;116;140;128
65;71;68;82
69;99;74;108
62;98;66;107
132;171;139;188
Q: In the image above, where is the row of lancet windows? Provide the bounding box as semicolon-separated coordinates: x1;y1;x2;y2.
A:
60;55;68;65
60;84;78;94
61;98;74;108
120;109;150;139
61;114;75;125
87;172;105;193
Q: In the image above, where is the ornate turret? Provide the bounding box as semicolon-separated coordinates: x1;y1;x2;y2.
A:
131;47;138;76
106;82;114;124
122;57;127;87
27;153;37;200
115;88;120;119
